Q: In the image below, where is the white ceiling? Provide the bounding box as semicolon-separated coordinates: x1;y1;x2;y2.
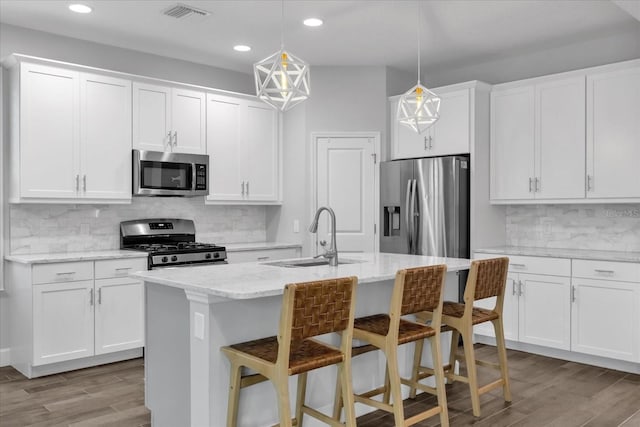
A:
0;0;638;76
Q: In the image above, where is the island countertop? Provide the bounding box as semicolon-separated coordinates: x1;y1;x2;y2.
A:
130;252;471;300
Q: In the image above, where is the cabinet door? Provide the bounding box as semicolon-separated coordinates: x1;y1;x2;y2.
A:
535;77;586;199
205;94;244;201
390;98;430;160
33;280;94;365
20;63;79;199
571;278;639;362
518;273;571;350
95;278;145;355
472;273;519;341
429;89;470;156
79;73;132;201
133;82;172;152
586;67;640;199
244;101;279;201
171;88;206;154
490;86;535;200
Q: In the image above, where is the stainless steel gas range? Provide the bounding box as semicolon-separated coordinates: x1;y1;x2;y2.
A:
120;218;227;269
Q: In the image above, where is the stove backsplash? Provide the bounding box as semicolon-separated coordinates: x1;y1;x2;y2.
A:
506;204;640;252
9;198;266;255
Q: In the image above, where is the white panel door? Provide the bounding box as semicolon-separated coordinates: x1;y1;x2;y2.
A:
586;67;640;199
95;278;145;355
20;63;79;199
80;73;132;200
316;137;376;253
473;273;519;341
244;101;279;201
518;273;571;350
490;86;535;200
133;82;172;152
33;280;94;365
535;76;586;199
571;278;639;362
172;88;206;154
206;94;244;201
429;89;470;156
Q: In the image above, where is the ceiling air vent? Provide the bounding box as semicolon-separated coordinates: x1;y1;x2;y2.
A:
163;3;211;19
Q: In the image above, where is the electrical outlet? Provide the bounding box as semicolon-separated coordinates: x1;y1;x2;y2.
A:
194;312;205;340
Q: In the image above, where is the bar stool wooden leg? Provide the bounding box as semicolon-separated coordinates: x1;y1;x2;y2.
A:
382;366;392;404
274;373;293;427
461;329;481;417
332;368;343;421
339;360;357;427
493;318;512;402
295;372;308;426
226;362;242;427
429;335;450;427
385;346;406;425
410;339;425;399
448;330;460;383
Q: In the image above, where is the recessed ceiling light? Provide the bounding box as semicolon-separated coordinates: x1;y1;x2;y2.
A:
233;45;251;52
303;18;323;27
69;4;92;14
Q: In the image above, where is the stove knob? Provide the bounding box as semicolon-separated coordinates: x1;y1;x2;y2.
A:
205;253;212;259
213;252;220;258
171;255;178;262
161;256;169;263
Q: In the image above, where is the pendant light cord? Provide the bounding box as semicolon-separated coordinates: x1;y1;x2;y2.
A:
417;1;421;85
281;0;285;49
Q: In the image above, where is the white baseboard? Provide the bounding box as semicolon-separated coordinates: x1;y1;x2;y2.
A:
0;348;10;367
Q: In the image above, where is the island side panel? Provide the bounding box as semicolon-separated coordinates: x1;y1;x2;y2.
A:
145;283;190;427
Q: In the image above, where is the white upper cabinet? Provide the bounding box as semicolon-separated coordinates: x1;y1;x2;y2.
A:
491;77;585;202
12;60;132;204
490;86;535;200
490;59;640;204
206;93;281;204
133;83;206;154
586;66;640;199
390;86;471;160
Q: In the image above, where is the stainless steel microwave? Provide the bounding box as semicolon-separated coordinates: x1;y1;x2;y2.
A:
132;150;209;197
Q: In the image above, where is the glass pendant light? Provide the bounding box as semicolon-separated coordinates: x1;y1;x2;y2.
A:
254;0;310;111
397;1;440;134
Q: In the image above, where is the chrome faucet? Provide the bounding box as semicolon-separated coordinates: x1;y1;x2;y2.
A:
309;206;338;266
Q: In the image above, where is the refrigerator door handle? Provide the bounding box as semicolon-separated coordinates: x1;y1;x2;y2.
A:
410;179;418;254
405;179;413;253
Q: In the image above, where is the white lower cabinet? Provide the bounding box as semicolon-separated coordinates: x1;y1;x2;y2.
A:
9;257;147;377
474;253;640;364
226;246;301;263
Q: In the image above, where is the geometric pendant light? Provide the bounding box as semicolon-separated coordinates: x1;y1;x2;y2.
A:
253;1;310;111
397;1;440;134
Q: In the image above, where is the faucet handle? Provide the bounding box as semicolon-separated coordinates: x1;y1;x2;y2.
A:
319;240;327;247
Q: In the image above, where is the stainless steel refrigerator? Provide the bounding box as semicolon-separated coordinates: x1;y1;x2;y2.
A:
380;155;470;300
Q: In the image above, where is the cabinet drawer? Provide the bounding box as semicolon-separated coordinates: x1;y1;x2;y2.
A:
33;261;94;285
572;259;640;283
227;247;301;263
474;253;570;276
95;258;148;279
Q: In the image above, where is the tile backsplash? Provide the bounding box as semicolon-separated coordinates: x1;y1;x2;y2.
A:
506;204;640;252
10;198;266;254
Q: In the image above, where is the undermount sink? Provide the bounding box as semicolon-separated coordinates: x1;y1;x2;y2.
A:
263;257;365;268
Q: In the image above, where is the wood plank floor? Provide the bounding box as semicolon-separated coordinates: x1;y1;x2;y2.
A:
1;345;638;426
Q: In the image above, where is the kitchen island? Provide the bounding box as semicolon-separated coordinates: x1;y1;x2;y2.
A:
131;252;471;427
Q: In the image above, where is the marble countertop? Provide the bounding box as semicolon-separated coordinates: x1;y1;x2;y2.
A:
130;252;471;300
222;242;302;252
474;246;640;263
5;250;149;264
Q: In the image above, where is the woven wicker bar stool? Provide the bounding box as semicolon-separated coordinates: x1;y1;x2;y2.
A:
411;257;512;417
334;265;449;427
221;276;358;427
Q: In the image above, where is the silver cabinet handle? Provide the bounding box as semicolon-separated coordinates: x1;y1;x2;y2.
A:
246;181;249;195
89;288;94;306
571;285;576;302
75;174;80;192
594;269;615;275
586;174;593;191
424;136;428;151
56;271;76;276
257;256;269;261
429;135;433;150
98;288;102;305
529;177;533;193
535;177;540;192
241;181;245;195
83;175;87;192
518;280;524;296
511;263;526;268
512;279;517;296
173;130;178;147
167;131;173;149
115;267;132;270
